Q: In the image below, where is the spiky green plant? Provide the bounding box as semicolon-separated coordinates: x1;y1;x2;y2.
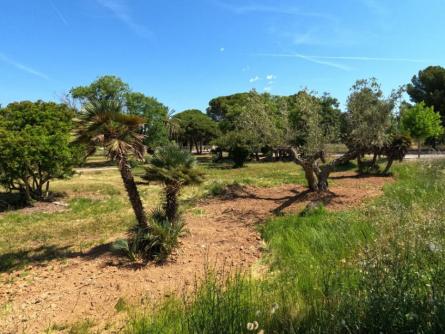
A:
143;144;203;222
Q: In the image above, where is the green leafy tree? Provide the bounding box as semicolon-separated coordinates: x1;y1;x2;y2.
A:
212;132;251;168
407;66;445;126
173;109;220;153
71;75;169;150
207;90;287;136
125;92;169;149
286;91;356;191
74;99;149;228
70;75;129;104
318;93;343;143
400;102;444;158
211;92;284;167
0;101;77;203
207;92;253;133
143;144;203;222
344;78;402;172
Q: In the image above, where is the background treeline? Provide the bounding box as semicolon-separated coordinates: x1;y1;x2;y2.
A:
0;66;444;202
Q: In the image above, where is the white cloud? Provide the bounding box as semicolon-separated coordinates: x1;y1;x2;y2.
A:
266;74;276;80
212;0;336;21
255;53;352;71
303;55;429;63
220;47;225;52
0;52;49;80
249;76;260;83
97;0;153;39
263;87;272;92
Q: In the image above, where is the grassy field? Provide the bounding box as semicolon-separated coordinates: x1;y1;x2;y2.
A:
126;160;445;333
2;157;444;333
0;159;304;272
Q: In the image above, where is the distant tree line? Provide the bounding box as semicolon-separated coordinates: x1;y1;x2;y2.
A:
1;66;445;204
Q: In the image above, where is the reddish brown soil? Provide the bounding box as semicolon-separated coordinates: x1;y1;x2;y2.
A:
0;172;391;333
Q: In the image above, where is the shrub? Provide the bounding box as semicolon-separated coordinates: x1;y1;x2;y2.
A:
0;101;78;204
230;145;250;168
113;213;188;263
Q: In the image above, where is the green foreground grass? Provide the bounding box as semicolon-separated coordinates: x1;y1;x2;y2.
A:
126;161;445;333
0;160;304;272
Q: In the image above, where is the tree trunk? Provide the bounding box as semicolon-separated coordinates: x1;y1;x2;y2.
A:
194;139;200;155
165;183;179;222
371;152;378;166
382;158;393;175
255;152;260;161
303;164;319;192
117;156;148;229
357;154;364;173
418;140;421;159
317;167;331;191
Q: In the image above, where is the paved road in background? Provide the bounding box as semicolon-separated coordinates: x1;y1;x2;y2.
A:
404;154;445;160
75;154;445;173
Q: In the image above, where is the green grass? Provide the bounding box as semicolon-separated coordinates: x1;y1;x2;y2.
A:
0;160;303;272
126;160;445;333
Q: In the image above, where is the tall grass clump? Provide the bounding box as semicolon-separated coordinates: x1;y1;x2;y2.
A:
126;161;445;333
316;161;445;333
126;272;275;334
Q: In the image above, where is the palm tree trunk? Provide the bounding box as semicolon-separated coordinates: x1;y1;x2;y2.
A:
165;183;179;222
117;156;148;229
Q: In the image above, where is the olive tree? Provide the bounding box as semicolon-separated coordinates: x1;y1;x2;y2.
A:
0;101;78;203
286;91;356;191
344;78;402;173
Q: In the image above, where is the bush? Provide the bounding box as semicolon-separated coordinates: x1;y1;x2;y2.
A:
0;101;77;203
113;211;188;263
230;145;250;168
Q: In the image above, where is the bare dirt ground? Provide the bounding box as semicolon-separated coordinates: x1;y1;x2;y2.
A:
0;172;392;333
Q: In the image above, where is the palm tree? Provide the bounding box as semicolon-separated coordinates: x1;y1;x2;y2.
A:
75;99;148;228
143;144;203;222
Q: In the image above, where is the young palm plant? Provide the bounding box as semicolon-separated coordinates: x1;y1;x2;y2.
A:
74;99;149;228
143;144;203;222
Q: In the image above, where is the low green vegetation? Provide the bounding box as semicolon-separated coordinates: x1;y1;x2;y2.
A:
126;160;445;333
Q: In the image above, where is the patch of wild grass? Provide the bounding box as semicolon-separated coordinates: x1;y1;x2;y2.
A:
126;160;445;333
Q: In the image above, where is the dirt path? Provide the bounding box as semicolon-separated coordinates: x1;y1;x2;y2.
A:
0;172;392;333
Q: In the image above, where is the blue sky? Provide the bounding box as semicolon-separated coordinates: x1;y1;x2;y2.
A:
1;0;444;112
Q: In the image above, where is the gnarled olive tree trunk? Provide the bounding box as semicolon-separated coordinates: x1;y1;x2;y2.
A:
289;147;357;192
117;156;148;229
